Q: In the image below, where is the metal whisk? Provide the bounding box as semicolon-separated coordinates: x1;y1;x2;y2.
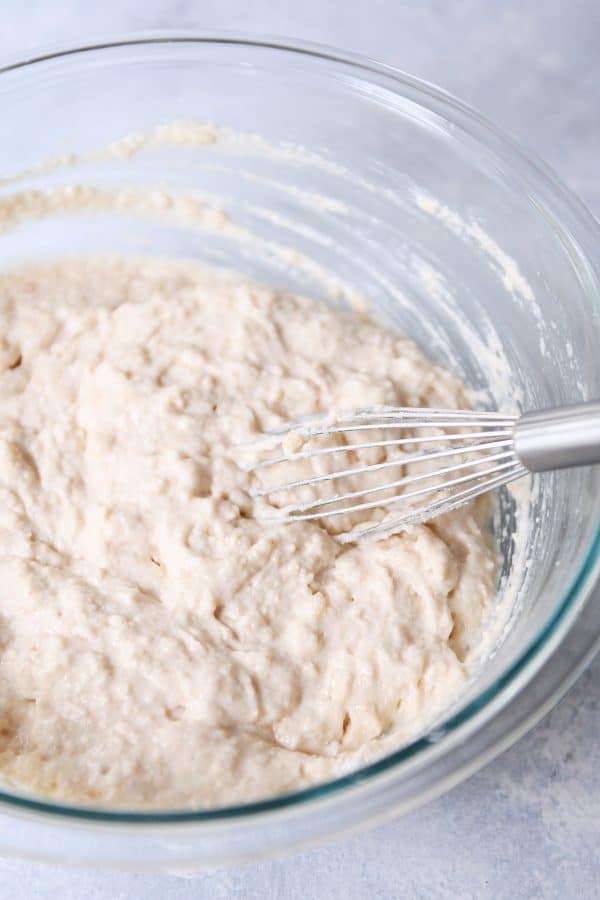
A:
244;401;600;542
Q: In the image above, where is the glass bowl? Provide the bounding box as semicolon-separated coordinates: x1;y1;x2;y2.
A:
0;34;599;871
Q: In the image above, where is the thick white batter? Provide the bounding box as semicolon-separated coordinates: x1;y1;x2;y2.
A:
0;257;496;808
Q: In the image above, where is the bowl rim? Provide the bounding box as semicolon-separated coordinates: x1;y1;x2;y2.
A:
1;30;599;827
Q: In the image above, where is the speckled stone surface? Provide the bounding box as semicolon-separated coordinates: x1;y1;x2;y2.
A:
0;2;598;897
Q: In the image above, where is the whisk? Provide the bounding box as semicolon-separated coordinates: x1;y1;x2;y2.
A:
244;401;600;542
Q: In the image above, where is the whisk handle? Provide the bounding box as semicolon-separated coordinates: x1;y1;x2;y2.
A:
514;401;600;472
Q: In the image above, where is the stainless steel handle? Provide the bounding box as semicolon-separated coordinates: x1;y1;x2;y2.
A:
514;401;600;472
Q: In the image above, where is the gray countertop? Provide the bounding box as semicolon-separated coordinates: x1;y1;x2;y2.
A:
0;2;598;897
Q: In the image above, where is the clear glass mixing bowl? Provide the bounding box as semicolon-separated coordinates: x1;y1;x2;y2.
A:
0;35;598;871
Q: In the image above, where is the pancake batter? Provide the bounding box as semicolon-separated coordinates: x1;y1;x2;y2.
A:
0;257;496;807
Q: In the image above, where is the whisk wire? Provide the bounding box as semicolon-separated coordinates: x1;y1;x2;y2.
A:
272;449;519;518
251;437;515;497
260;406;518;438
264;457;524;522
246;427;514;472
341;465;527;542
